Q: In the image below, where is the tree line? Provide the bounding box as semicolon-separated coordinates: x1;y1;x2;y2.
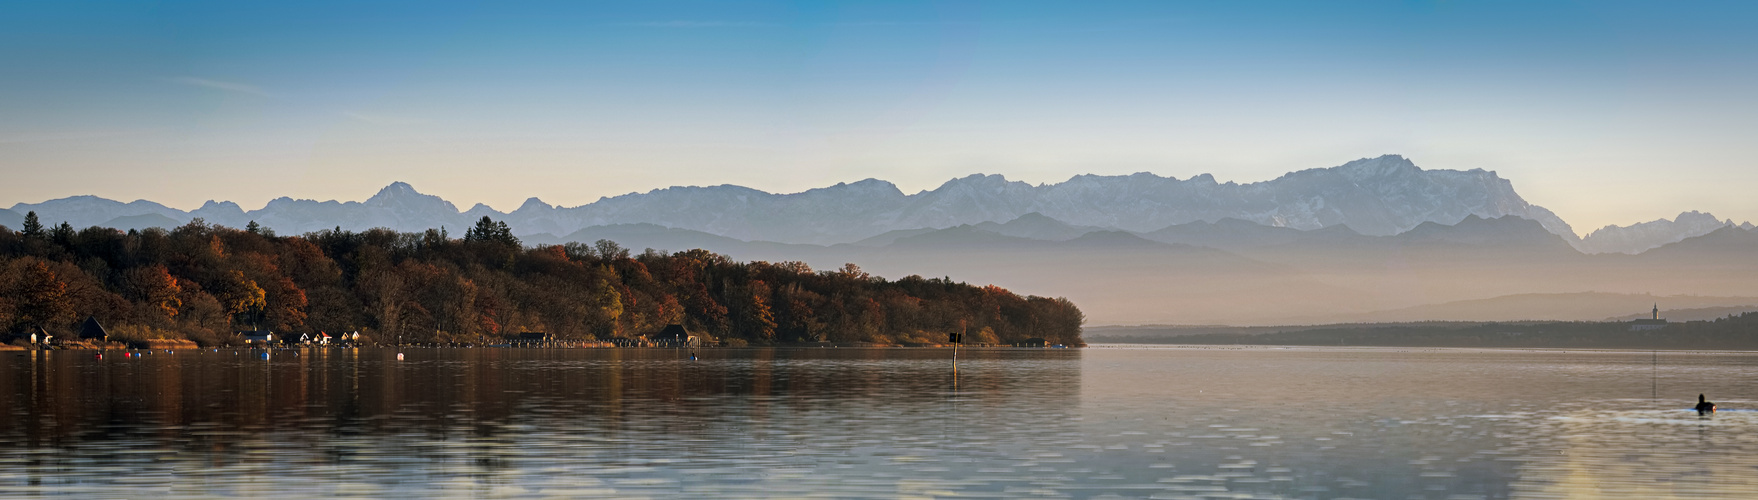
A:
0;213;1085;347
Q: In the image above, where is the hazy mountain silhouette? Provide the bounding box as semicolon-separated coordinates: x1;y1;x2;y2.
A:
188;200;251;229
1579;211;1752;254
970;212;1108;241
99;213;183;233
1627;225;1758;261
9;195;185;229
9;155;1584;245
0;208;20;229
1139;218;1328;250
850;228;940;247
1393;215;1576;249
889;225;1044;249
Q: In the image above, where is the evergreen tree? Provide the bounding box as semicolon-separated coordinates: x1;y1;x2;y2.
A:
464;216;520;247
20;211;42;237
50;222;74;246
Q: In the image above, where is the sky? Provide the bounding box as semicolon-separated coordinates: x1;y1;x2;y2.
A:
2;0;1756;234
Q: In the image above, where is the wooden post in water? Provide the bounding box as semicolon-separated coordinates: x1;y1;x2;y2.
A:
949;323;965;389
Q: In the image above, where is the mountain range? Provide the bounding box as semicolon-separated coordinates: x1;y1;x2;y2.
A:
11;155;1746;254
8;155;1756;325
0;156;1556;239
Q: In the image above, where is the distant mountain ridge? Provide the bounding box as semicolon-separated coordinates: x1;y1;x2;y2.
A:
8;154;1748;255
0;208;20;229
1578;211;1754;254
11;155;1582;245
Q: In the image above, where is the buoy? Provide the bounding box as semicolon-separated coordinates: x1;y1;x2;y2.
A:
396;352;405;361
95;353;103;360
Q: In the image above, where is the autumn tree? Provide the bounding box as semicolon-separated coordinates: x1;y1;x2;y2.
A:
591;277;623;338
9;259;74;333
775;282;824;342
211;270;267;329
125;265;183;319
261;275;308;331
738;280;777;341
594;239;629;260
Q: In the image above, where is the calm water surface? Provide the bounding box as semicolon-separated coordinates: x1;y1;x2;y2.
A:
1;346;1755;499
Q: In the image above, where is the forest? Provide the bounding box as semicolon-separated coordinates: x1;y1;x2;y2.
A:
0;213;1085;347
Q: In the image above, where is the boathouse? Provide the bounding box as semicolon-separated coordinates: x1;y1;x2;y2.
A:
651;324;698;348
78;316;109;342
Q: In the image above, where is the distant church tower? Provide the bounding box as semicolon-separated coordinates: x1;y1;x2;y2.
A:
1630;303;1668;331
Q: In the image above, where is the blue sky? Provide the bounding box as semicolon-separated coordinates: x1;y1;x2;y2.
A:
2;1;1755;232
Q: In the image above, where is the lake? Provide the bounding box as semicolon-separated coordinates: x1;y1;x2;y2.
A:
1;346;1755;499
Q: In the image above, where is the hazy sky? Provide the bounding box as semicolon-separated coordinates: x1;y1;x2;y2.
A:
2;1;1755;233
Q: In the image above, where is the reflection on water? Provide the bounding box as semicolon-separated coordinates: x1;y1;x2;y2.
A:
0;346;1754;499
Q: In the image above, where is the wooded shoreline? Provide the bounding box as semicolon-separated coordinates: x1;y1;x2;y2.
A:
1;215;1086;349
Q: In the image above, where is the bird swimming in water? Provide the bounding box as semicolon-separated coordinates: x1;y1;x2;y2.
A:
1695;394;1716;415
